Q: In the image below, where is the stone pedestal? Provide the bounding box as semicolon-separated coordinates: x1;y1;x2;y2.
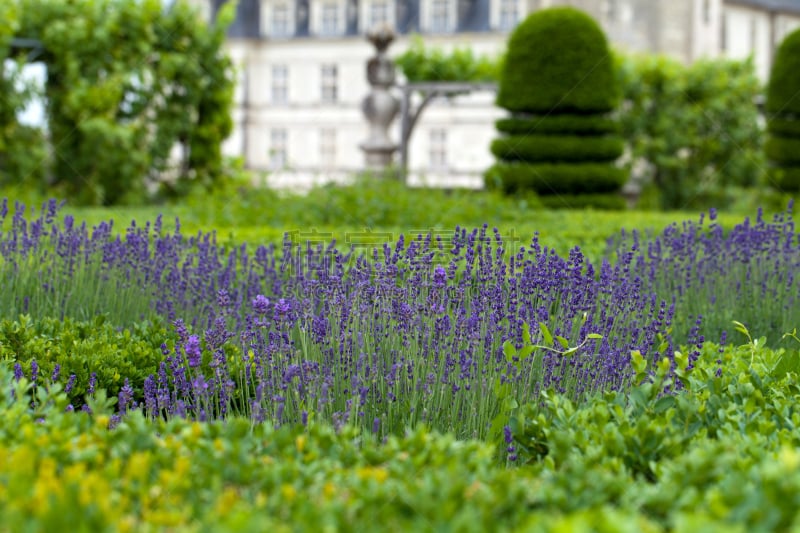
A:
359;24;400;176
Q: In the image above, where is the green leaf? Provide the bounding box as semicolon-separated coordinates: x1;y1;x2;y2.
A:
586;333;603;340
539;323;553;347
732;320;749;337
654;396;676;414
503;340;516;362
630;350;648;374
518;346;534;362
522;322;532;345
555;336;569;349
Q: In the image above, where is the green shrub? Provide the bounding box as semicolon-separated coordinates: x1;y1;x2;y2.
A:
0;314;170;407
485;163;628;195
767;117;800;137
490;135;624;163
773;167;800;190
536;193;627;210
765;136;800;164
393;34;501;83
766;28;800;116
766;27;800;193
495;7;618;113
619;53;765;208
495;115;621;136
490;7;625;208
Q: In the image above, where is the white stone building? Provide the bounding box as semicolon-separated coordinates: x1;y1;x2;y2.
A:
186;0;800;189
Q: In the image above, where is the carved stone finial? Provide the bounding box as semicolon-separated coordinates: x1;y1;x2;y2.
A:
366;24;395;54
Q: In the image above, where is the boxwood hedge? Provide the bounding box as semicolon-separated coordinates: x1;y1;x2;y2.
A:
489;7;627;207
490;135;625;163
495;115;621;136
766;27;800;192
485;162;628;195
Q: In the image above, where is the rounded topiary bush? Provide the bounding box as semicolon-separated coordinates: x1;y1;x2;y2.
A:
487;7;627;208
766;27;800;193
496;7;619;114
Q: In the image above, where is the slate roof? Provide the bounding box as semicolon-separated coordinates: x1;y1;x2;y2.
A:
727;0;800;14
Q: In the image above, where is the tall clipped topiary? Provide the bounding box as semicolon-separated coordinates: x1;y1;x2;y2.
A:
766;28;800;194
485;7;627;209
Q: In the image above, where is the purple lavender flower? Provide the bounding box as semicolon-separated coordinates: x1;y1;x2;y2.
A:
275;298;291;315
51;364;61;383
87;372;97;396
185;335;202;368
13;363;23;382
118;378;135;413
30;360;39;384
65;374;77;395
433;265;447;288
252;294;270;315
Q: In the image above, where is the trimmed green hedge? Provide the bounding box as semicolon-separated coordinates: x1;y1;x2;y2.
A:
766;27;800;192
766;28;800;116
770;166;800;191
0;315;170;407
490;135;625;163
496;7;618;114
767;116;800;138
765;136;800;165
495;115;621;136
485;162;628;195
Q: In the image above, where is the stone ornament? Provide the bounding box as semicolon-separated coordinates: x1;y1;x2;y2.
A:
359;24;400;173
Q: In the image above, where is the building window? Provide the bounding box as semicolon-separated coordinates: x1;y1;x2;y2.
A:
604;0;616;22
320;128;336;167
429;129;447;170
270;129;288;170
498;0;518;30
271;65;288;105
321;64;338;104
703;0;712;25
321;2;340;35
430;0;451;32
272;3;291;37
370;0;390;28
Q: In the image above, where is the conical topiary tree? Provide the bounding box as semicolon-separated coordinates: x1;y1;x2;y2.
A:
766;27;800;194
485;7;627;209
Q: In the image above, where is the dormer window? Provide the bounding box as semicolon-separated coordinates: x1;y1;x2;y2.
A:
361;0;395;32
262;1;295;38
491;0;523;30
498;0;518;29
429;0;452;32
312;0;346;36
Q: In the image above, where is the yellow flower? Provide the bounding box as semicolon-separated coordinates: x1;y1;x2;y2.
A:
295;435;306;453
356;466;389;483
95;414;110;430
280;484;297;502
322;482;337;499
779;445;800;470
216;486;241;515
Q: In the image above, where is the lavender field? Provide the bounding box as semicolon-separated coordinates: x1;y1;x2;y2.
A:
2;197;800;530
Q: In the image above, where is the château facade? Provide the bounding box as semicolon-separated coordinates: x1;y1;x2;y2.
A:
186;0;800;189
